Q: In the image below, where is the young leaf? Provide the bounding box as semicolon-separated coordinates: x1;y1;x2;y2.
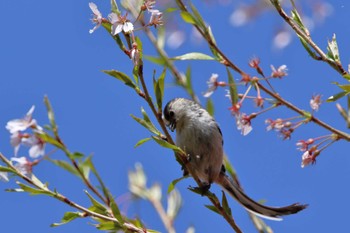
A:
16;181;53;196
180;12;196;24
110;0;120;14
102;22;126;51
204;205;220;215
206;98;214;116
0;166;16;173
103;70;136;89
157;25;165;49
85;156;111;204
85;190;107;215
327;91;350;102
154;69;166;110
96;221;123;231
298;37;318;59
44;96;57;130
221;191;232;216
134;137;151;148
37;133;65;150
110;200;124;224
151;136;184;154
167;176;189;193
131;108;160;136
227;67;238;104
327;34;341;63
79;157;92;180
190;2;206;30
171;52;215;61
333;82;350;92
51;211;82;227
343;73;350;81
48;159;79;177
30;173;47;190
144;55;166;65
207;26;222;60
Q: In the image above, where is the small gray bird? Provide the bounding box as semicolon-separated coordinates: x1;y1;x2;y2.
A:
163;98;307;220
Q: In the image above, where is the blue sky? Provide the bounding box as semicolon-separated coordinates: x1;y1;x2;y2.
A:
1;1;350;232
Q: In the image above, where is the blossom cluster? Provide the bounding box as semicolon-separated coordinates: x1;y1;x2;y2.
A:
89;0;163;35
0;106;45;181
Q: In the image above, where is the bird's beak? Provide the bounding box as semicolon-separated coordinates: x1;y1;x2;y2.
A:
164;118;176;132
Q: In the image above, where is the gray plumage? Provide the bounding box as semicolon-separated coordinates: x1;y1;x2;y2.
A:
163;98;307;220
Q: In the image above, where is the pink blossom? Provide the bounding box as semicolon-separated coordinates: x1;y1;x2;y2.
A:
236;113;253;136
296;139;314;152
11;157;32;176
310;95;322;111
149;9;163;27
6;106;36;134
301;150;316;168
108;13;134;35
22;135;45;158
89;2;103;34
270;65;288;78
203;74;223;97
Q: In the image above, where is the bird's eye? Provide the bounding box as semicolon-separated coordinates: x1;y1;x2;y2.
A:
169;110;174;118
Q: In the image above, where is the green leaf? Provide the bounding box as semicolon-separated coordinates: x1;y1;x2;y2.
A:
48;159;79;176
103;70;136;89
85;190;107;215
171;52;215;61
51;211;82;227
343;74;350;81
37;133;65;150
30;173;48;190
207;26;221;60
144;55;166;65
221;191;232;216
79;157;92;180
102;22;126;51
0;166;16;173
190;2;206;29
180;12;196;24
204;205;220;215
167;176;188;193
165;7;178;13
157;25;165;50
298;37;318;59
154;69;166;110
151;136;184;154
44;96;57;130
110;200;124;224
327;34;341;62
71;152;84;159
333;82;350;92
227;67;238;104
110;0;120;14
16;182;53;196
131;108;160;136
96;221;123;231
327;91;350;102
85;156;111;204
134;137;151;148
291;6;308;35
206;98;214;116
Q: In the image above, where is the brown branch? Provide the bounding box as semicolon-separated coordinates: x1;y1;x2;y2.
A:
270;0;347;76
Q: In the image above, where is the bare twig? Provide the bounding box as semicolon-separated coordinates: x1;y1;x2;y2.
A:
0;153;147;233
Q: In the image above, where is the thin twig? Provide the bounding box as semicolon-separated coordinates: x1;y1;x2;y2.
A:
0;153;146;233
270;0;347;75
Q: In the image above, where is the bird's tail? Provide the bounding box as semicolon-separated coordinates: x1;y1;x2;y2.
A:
215;174;308;221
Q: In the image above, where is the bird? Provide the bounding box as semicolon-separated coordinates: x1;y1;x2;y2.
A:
163;98;307;220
